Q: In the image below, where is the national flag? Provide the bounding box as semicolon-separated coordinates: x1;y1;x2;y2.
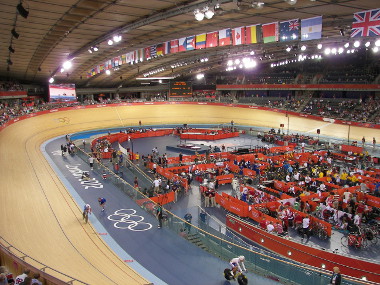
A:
351;9;380;37
301;16;322;41
206;31;218;48
219;28;231;46
196;33;206;49
126;52;134;63
96;65;100;73
164;41;170;54
144;47;151;60
170;39;179;53
262;22;278;43
156;43;164;56
246;25;259;44
150;45;157;58
136;49;143;63
99;64;104;72
186;36;196;50
279;19;299;42
121;54;126;64
179;37;187;52
232;27;245;45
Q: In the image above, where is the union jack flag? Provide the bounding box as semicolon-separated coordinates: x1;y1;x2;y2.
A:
351;9;380;37
289;19;300;30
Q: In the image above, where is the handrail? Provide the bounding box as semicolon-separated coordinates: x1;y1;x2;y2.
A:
73;145;375;285
0;237;89;285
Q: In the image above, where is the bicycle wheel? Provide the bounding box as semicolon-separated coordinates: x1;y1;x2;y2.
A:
85;212;88;223
341;235;348;247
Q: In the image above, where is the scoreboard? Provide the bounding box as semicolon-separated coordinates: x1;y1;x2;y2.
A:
169;81;192;97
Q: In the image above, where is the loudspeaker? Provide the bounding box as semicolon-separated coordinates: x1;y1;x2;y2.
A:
317;129;320;134
280;123;284;127
11;28;19;39
17;3;29;19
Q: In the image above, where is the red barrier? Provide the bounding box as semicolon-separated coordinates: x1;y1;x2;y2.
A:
150;192;175;205
226;215;379;282
366;194;380;208
216;174;234;185
341;144;363;154
270;145;295;153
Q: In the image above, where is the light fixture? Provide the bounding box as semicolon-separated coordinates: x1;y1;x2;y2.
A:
375;39;380;47
286;47;291;52
113;35;122;43
194;9;204;21
331;48;337;54
365;41;370;47
353;41;360;48
63;60;72;70
344;42;349;48
317;43;322;49
324;47;331;55
108;39;113;45
11;28;19;39
250;51;255;55
252;1;265;9
321;264;326;269
300;45;306;51
105;70;111;75
49;77;54;83
17;2;29;19
285;0;297;5
93;46;98;51
338;47;344;54
204;7;214;19
196;73;204;80
8;46;15;53
88;48;93;54
373;47;379;53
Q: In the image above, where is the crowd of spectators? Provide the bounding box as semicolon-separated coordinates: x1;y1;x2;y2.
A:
0;81;23;91
302;98;380;123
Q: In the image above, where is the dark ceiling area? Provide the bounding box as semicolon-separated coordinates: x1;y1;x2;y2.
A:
0;0;378;88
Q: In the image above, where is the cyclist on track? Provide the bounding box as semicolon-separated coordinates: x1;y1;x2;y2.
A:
83;204;92;223
229;256;247;273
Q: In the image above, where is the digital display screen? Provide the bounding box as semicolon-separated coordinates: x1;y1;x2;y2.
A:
49;83;77;103
169;81;192;97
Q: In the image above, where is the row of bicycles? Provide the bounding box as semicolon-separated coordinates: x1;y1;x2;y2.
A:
341;222;380;249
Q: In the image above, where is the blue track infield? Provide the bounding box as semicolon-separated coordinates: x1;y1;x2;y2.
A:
42;135;280;285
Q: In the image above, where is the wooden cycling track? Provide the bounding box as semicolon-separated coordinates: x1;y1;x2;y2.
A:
0;103;378;285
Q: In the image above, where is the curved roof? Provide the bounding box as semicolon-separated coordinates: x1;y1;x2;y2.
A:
1;0;378;87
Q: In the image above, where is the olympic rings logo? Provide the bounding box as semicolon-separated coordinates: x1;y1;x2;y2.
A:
107;209;152;232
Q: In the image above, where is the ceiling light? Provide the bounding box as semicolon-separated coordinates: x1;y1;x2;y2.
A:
286;47;291;52
113;35;122;43
331;48;337;54
194;9;204;21
285;0;297;5
338;47;344;54
344;42;349;48
324;48;331;55
204;8;214;19
375;39;380;47
88;48;93;53
49;77;54;83
300;45;306;51
373;47;379;53
17;3;29;19
353;41;360;48
106;70;111;75
108;39;113;45
317;43;322;49
11;28;19;39
252;1;264;9
365;41;370;47
250;51;255;55
63;61;72;70
196;73;204;80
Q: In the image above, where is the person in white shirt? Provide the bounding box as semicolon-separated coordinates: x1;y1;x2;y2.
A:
14;269;30;285
267;222;275;233
353;213;361;226
229;256;246;273
301;215;310;241
319;183;326;192
153;178;160;193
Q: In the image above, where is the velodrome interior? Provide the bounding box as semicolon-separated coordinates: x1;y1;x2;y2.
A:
1;104;379;284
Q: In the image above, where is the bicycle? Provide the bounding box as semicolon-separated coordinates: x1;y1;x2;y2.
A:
341;229;368;249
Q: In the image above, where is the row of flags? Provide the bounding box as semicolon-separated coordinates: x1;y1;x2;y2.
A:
87;8;380;78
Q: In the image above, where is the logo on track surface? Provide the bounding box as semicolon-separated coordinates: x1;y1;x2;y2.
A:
107;209;152;231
